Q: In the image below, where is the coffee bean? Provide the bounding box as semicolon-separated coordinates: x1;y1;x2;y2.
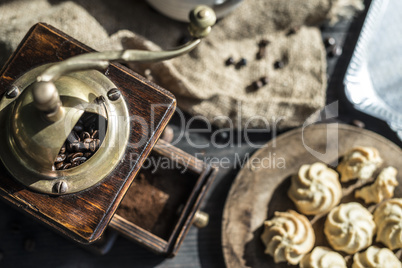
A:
89;141;97;152
72;161;80;167
71;158;85;166
73;123;84;133
55;154;66;163
62;163;72;170
55;162;64;170
84;138;93;144
259;39;270;47
68;152;83;161
70;162;78;168
71;157;81;165
71;152;83;159
79;157;87;163
238;58;247;66
89;140;100;152
80;142;90;151
324;37;336;47
67;142;80;152
72;156;83;163
261;76;269;85
352;119;365;128
71;152;84;158
236;58;247;69
81;132;91;140
274;60;285;69
24;238;35;252
256;39;270;60
91;130;99;139
225;57;235;66
84;153;92;158
252;80;263;90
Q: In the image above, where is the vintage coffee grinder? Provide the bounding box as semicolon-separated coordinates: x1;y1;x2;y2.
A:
0;6;217;256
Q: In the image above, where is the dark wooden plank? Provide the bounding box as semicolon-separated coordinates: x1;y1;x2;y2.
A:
154;139;206;174
109;215;168;251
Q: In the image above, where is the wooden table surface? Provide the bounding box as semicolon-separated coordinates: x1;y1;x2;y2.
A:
0;0;400;267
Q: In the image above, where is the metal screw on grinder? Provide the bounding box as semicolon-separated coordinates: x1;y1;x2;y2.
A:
6;86;20;99
107;88;121;101
53;181;68;194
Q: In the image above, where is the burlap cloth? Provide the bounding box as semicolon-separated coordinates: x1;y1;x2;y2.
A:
0;0;363;129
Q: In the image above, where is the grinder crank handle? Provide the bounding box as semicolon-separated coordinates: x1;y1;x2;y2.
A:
32;5;216;121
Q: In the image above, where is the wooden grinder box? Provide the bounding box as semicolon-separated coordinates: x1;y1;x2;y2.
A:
0;23;217;256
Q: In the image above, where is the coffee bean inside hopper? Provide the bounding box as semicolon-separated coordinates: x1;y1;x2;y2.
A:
53;112;107;170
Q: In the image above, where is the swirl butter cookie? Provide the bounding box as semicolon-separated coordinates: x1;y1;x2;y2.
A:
352;246;402;268
261;210;315;265
374;198;402;250
324;202;375;254
288;163;342;215
355;167;398;204
337;147;383;182
300;246;346;268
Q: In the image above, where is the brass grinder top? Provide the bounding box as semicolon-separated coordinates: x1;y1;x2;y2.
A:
0;64;129;195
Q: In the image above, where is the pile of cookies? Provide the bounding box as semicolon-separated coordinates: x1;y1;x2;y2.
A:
260;146;402;267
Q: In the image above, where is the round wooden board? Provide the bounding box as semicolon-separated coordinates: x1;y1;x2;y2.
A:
222;124;402;268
